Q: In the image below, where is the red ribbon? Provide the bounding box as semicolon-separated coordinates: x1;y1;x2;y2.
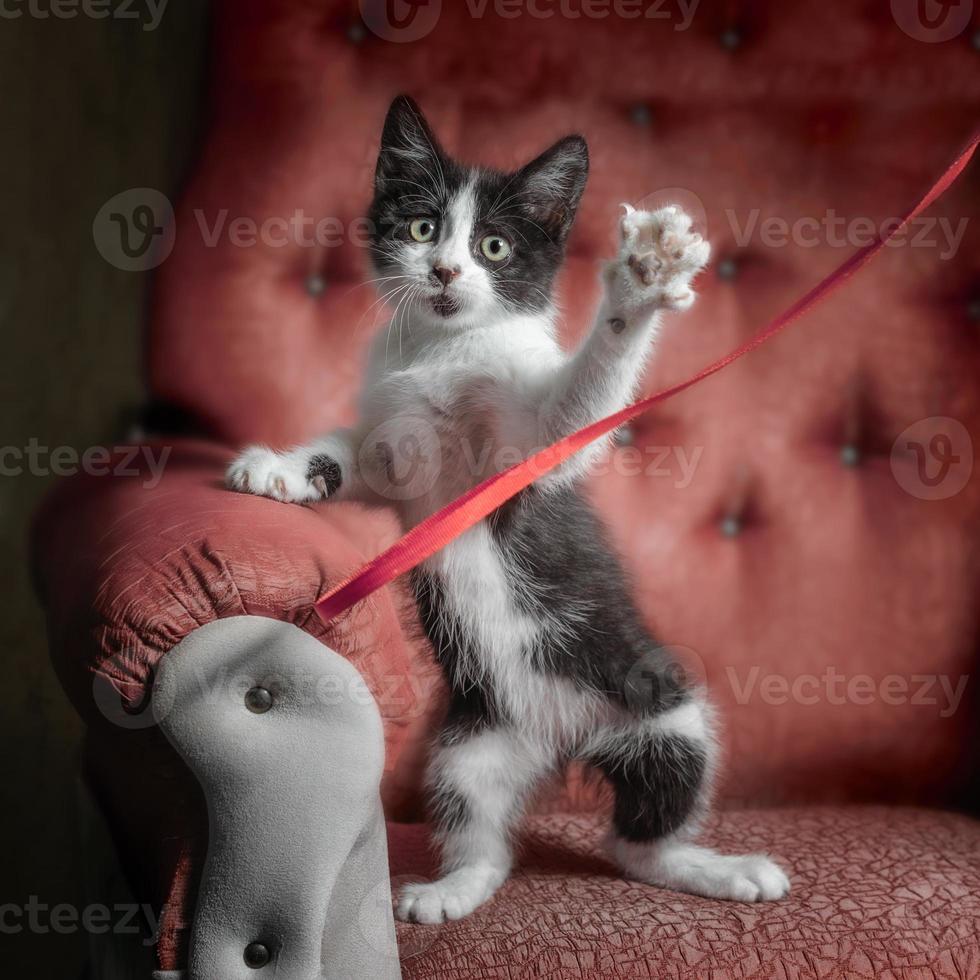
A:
316;129;979;624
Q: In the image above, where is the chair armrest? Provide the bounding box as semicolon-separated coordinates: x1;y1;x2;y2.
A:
30;438;441;811
31;439;442;970
154;615;401;979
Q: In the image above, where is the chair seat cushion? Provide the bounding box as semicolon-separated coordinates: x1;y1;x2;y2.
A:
388;806;980;979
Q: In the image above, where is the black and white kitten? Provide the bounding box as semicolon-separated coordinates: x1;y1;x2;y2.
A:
228;96;790;922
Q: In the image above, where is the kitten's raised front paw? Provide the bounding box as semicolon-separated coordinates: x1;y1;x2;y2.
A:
225;446;338;503
604;204;711;316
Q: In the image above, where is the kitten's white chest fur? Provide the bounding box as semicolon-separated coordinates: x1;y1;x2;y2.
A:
359;315;563;529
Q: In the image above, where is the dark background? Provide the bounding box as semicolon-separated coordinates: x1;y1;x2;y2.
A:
2;6;208;974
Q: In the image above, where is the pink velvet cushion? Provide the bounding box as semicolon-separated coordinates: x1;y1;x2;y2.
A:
389;807;980;979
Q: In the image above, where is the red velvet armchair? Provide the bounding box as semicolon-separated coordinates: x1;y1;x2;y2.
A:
32;1;980;977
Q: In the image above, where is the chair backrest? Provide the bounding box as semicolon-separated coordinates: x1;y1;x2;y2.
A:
150;0;980;809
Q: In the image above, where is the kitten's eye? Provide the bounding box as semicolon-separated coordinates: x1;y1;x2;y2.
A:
480;235;512;262
409;218;437;243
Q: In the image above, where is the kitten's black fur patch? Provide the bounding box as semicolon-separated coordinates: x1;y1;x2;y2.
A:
429;785;470;835
306;454;342;496
368;95;588;314
490;486;691;715
413;486;693;722
592;733;708;842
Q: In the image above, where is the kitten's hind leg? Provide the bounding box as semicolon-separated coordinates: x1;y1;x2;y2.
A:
591;699;791;902
396;725;551;924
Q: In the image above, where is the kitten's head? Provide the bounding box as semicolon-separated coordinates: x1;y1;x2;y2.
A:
368;96;588;328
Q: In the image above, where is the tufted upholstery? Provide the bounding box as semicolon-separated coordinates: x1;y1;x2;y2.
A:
31;0;980;974
146;0;980;809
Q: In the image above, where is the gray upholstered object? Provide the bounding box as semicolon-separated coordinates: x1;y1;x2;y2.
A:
151;616;400;980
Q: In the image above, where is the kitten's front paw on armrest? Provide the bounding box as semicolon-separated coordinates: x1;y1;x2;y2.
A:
604;205;711;317
226;446;340;503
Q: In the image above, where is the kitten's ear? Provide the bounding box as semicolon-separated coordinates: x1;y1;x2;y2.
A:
375;95;445;193
516;135;589;244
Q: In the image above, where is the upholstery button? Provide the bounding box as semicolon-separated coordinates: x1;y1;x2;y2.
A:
840;444;861;468
614;425;634;447
630;103;652;127
719;27;742;50
972;29;980;51
716;257;738;282
244;942;271;969
719;515;741;538
346;21;367;44
245;687;274;714
967;298;980;322
305;273;327;297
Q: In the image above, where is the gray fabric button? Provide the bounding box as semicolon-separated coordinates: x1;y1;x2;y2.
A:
614;426;634;447
244;942;271;969
245;687;274;714
720;515;741;538
630;104;652;127
968;298;980;321
840;444;861;468
717;257;738;281
719;27;742;50
305;273;327;297
347;21;367;44
972;29;980;51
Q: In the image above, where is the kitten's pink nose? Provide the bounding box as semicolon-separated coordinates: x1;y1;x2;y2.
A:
432;264;460;287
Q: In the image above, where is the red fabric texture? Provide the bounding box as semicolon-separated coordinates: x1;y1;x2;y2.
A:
30;0;980;973
390;807;980;979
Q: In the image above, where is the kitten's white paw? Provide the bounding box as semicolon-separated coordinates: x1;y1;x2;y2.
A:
395;866;505;923
683;853;791;902
615;839;790;903
225;446;327;503
605;204;710;316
